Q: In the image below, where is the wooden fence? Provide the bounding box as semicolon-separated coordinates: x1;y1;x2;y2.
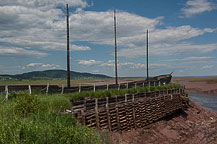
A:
71;88;188;132
0;79;172;95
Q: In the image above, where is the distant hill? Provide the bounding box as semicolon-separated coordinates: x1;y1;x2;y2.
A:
0;70;111;80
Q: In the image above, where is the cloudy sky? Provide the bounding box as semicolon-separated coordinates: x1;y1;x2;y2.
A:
0;0;217;77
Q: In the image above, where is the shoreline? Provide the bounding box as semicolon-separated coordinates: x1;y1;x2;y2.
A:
110;77;217;143
172;77;217;96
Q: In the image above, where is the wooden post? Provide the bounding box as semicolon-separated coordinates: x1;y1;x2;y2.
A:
149;81;150;87
46;83;49;95
5;85;8;101
143;82;144;88
66;3;71;88
79;84;81;93
159;81;160;86
135;83;137;89
28;85;31;94
114;10;118;85
106;97;111;131
95;99;99;128
61;84;64;94
116;105;120;131
146;29;149;79
107;83;109;91
132;94;136;128
127;83;128;89
118;84;120;91
154;81;155;87
125;94;127;103
94;84;96;92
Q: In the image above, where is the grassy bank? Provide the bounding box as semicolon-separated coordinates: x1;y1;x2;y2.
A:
0;83;180;143
0;93;108;144
64;83;181;100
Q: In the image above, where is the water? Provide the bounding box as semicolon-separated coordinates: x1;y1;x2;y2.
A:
188;90;217;112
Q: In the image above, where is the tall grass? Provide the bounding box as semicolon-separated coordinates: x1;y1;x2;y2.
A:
0;83;180;143
0;92;107;144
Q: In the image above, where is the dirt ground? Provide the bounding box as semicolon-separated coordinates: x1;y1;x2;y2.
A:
110;77;217;144
110;101;217;144
172;77;217;95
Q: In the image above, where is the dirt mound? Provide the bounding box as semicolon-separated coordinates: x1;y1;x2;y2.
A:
110;100;217;144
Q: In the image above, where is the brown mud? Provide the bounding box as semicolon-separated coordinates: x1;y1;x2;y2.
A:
172;77;217;95
110;77;217;144
110;101;217;144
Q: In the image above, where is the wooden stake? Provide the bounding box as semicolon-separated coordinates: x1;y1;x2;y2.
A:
46;83;49;95
28;85;31;94
95;99;99;128
61;84;64;94
79;84;81;93
5;85;8;101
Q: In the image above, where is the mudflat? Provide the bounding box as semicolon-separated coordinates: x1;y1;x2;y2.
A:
172;77;217;95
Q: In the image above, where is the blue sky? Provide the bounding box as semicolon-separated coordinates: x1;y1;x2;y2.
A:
0;0;217;77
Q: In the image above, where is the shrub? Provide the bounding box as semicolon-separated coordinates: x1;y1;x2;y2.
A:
14;93;40;116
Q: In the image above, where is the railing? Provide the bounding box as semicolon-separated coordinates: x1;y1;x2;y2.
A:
0;79;171;95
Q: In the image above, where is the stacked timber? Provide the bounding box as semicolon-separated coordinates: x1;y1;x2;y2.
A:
71;88;188;132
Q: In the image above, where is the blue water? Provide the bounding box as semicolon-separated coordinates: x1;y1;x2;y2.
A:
188;90;217;112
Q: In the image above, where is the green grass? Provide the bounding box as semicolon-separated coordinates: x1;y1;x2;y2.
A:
64;83;181;100
0;83;180;143
0;92;107;144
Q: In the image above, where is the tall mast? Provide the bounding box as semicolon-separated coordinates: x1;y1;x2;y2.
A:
66;4;71;88
114;10;118;85
146;29;149;79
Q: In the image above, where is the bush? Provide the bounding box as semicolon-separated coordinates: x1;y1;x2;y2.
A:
14;93;40;116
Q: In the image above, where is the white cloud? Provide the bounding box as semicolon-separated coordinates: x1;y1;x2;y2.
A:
0;0;216;60
71;45;91;51
0;0;90;57
0;46;48;57
201;65;213;69
164;56;214;62
118;43;217;58
41;64;60;69
181;0;216;18
24;62;60;70
0;0;88;9
26;63;43;67
100;60;115;67
79;59;169;70
78;60;103;66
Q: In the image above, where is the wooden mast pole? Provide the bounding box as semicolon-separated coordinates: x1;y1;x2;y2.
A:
66;4;71;88
146;29;149;79
114;10;118;85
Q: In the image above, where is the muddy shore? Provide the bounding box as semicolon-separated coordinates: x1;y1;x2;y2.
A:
110;100;217;144
110;77;217;144
172;77;217;95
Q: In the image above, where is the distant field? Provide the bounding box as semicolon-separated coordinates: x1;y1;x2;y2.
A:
172;77;217;84
0;78;144;86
